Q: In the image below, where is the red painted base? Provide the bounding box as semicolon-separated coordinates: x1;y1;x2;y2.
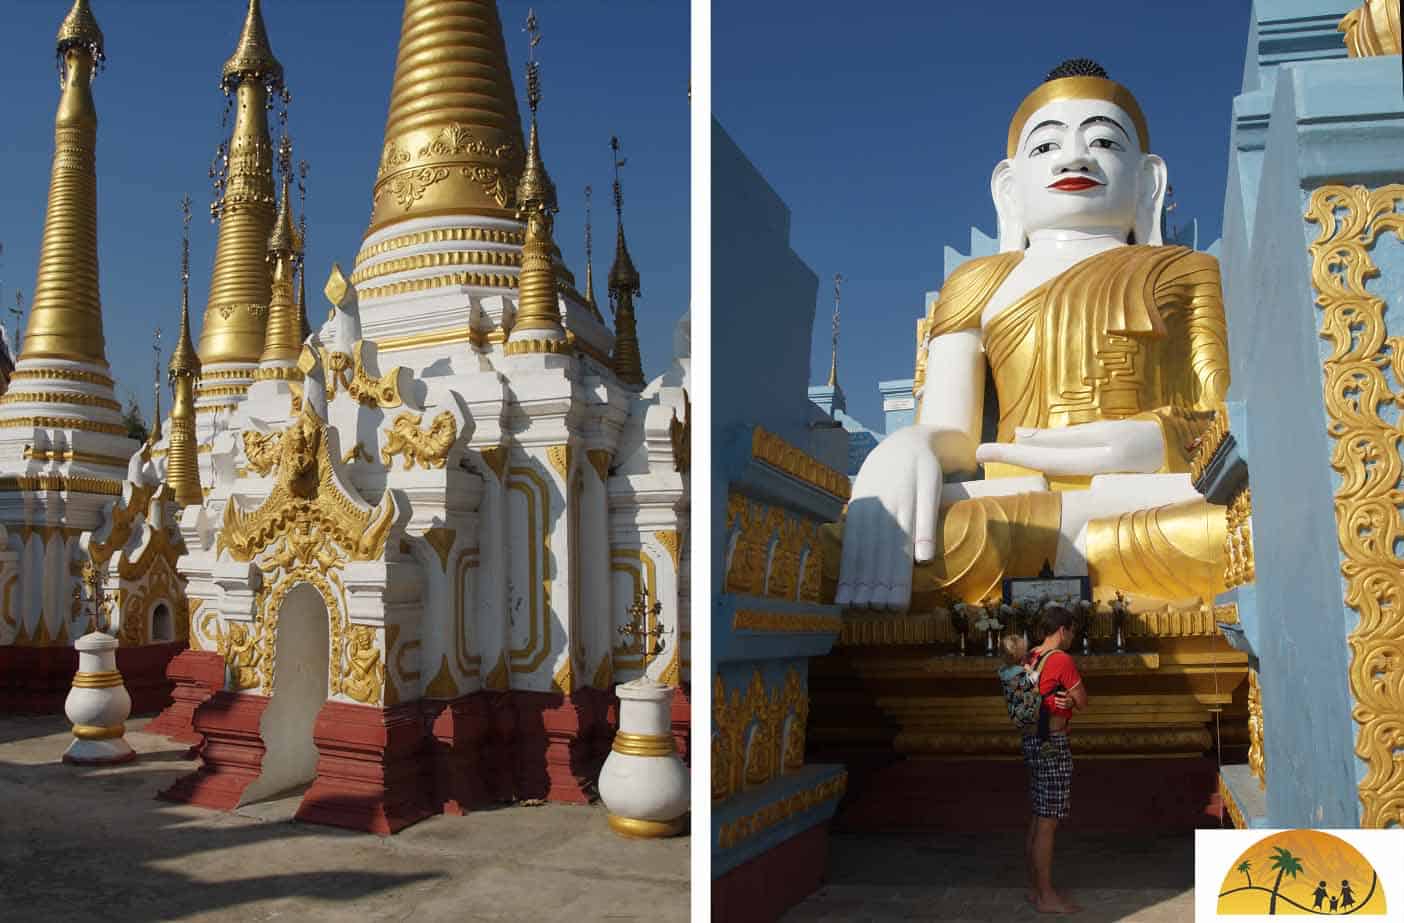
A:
163;685;639;834
146;650;225;744
0;640;182;714
158;692;269;811
834;756;1225;833
713;822;832;923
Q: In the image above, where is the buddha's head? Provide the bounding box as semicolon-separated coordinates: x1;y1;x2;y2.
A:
993;59;1166;251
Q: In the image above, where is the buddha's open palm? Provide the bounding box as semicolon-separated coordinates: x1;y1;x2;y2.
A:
974;419;1165;476
836;425;944;611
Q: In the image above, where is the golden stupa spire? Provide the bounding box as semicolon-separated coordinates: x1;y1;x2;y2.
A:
582;185;604;323
20;0;108;366
506;10;567;353
198;0;284;371
257;137;302;375
608;137;644;387
168;197;203;507
367;0;526;234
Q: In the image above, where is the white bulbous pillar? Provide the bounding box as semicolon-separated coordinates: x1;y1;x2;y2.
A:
598;678;689;838
63;632;135;765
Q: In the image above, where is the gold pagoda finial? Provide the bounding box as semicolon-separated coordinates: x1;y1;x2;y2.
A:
222;0;283;91
168;196;202;506
366;0;526;234
582;185;603;322
258;137;302;373
827;273;842;389
506;10;567;353
608;136;644;387
199;0;285;371
150;325;163;444
20;0;108;366
57;0;104;66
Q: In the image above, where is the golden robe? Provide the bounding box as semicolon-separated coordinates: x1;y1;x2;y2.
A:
907;245;1230;606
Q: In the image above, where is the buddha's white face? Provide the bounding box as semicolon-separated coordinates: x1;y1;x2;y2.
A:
1003;97;1149;239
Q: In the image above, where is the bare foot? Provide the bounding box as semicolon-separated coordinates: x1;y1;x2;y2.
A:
1035;893;1081;914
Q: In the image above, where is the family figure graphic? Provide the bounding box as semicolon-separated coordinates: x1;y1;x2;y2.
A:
1313;880;1357;913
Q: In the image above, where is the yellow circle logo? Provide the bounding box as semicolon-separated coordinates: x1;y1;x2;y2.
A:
1218;829;1386;915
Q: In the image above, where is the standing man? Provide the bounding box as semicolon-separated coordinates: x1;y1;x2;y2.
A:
1023;605;1088;915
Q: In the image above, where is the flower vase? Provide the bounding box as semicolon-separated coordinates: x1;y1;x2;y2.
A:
1082;631;1091;655
985;628;995;656
1115;623;1125;653
957;632;966;656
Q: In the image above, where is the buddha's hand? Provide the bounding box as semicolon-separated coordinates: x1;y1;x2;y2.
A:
836;425;944;611
974;419;1164;477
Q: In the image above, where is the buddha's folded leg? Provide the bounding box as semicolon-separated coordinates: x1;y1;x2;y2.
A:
1083;498;1228;603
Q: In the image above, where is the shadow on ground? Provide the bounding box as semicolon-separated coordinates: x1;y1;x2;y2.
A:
783;830;1195;922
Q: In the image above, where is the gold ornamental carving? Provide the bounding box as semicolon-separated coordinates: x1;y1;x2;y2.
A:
218;410;398;566
1305;184;1404;827
1248;667;1266;789
357;271;518;303
242;429;282;477
654;530;683;572
716;772;847;851
0;391;120;411
357;225;523;263
733;610;843;634
1340;0;1401;56
1225;488;1256;589
751;426;851;501
1188;404;1231;483
0;416;125;436
337;625;385;704
724;493;821;600
346;343;404;409
713;668;810;804
1220;776;1249;829
379;411;457;470
10;367;112;387
546;444;572;480
477;445;509;481
0;474;122;496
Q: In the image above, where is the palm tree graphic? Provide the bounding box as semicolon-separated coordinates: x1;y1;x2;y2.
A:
1237;860;1252;889
1268;847;1304;915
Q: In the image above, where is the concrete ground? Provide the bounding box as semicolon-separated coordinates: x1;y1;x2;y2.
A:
0;715;689;922
783;830;1196;922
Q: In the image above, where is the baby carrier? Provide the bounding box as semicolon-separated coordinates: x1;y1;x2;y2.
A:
998;649;1057;734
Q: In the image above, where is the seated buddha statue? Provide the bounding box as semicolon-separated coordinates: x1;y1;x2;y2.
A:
835;59;1229;613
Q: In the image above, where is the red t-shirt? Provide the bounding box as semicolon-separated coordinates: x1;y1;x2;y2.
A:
1027;648;1082;719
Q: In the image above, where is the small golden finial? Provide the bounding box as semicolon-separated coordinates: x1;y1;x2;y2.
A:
583;185;602;320
170;196;199;377
608;136;644;386
515;9;556;216
268;136;296;255
222;0;283;91
57;0;104;67
828;273;842;388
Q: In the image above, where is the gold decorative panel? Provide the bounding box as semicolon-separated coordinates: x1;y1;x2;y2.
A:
713;668;809;804
1305;184;1404;827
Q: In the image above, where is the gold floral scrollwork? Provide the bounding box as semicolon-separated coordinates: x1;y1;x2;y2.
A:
380;411;457;471
1305;183;1404;827
346;342;403;409
388;166;450;211
338;625;384;704
725;494;774;596
243;430;282;477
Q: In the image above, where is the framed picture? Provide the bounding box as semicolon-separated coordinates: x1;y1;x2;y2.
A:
1003;575;1092;606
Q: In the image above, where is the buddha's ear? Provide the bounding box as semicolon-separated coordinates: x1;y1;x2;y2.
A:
992;160;1025;252
1134;154;1168;246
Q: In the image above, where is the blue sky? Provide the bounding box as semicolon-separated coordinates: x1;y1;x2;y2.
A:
0;0;688;420
715;0;1252;430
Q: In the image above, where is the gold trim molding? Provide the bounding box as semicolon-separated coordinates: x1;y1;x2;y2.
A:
1306;183;1404;827
733;610;842;634
0;391;120;411
751;427;851;501
716;772;847;850
10;367;112;387
0;416;125;436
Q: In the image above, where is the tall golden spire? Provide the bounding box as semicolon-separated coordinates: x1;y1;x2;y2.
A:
20;0;108;365
582;185;604;323
506;10;566;353
257;138;302;375
367;0;526;234
608;137;644;387
198;0;283;369
168;197;202;507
